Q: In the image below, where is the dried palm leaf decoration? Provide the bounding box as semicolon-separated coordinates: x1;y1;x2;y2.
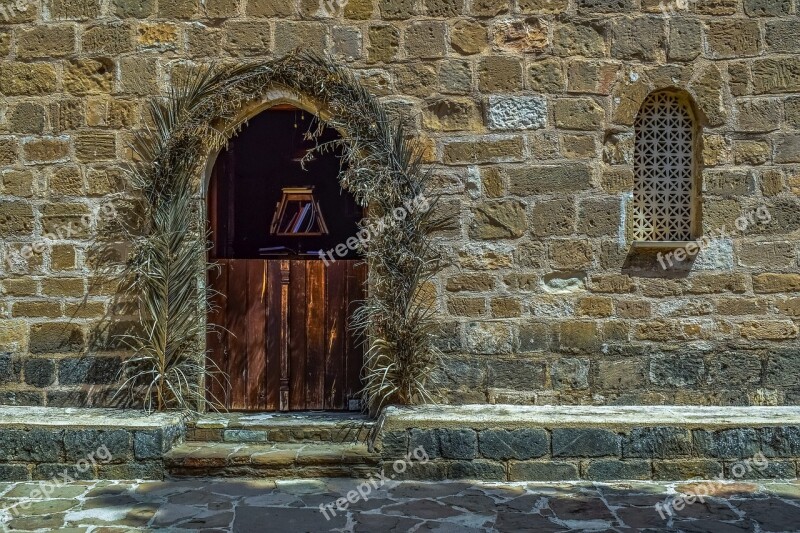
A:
120;54;447;414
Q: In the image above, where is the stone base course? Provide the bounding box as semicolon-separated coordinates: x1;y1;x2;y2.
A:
0;406;185;481
376;405;800;481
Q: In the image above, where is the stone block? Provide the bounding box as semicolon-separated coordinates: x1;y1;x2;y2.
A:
611;17;664;61
765;20;800;53
487;359;546;389
442;137;524;165
509;163;593;195
753;273;800;293
17;25;75;59
528;58;564;92
492;17;547;53
157;0;197;18
551;358;590;389
448;459;506;480
423;97;481;132
224;21;271;56
247;0;292;16
470;200;527;239
0;202;34;235
409;429;440;459
405;20;446;58
466;322;513;355
669;17;702;61
64;429;132;462
378;0;416;18
552;428;621;457
29;323;85;354
0;464;29;481
585;459;651;480
17;429;64;462
554;98;604;130
649;354;704;387
470;0;508;16
487;96;546;131
744;0;791;16
553;21;605;57
765;349;800;387
24;359;55;387
134;431;165;459
509;461;578;481
438;429;477;460
113;0;155;17
623;428;692;459
22;137;69;163
58;358;119;385
478;429;548;460
692;429;761;459
450;19;487;55
378;430;408;459
63;59;114;95
0;63;58;96
47;0;100;19
706;20;760;58
752;57;800;94
478;56;523;92
760;426;800;457
653;459;722;480
558;321;600;352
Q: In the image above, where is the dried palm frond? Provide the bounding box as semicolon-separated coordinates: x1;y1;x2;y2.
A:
122;54;449;415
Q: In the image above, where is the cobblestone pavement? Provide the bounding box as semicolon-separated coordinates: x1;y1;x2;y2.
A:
1;478;800;532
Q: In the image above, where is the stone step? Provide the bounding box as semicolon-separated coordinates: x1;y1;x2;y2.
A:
165;442;380;478
188;412;375;444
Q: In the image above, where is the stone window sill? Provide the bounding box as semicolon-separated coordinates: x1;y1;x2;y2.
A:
630;241;696;251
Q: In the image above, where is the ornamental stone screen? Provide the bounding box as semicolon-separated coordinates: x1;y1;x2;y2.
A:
633;92;697;242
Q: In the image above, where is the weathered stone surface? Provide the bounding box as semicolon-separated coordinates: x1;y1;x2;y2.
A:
478;429;547;460
492;17;547;53
509;461;578;481
611;17;664;60
449;19;487;55
438;429;477;460
552;428;621;457
623;428;692;459
487;96;546;131
693;429;761;459
470;200;527;239
64;429;132;462
585;459;651;480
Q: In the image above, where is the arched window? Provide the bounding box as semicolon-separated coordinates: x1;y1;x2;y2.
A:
633;91;698;242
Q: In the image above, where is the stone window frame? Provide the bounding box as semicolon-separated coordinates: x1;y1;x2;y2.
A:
629;89;703;249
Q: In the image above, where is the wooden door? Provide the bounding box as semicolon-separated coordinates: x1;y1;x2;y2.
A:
207;258;366;411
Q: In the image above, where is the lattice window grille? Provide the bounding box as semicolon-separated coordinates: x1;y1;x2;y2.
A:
633;92;695;242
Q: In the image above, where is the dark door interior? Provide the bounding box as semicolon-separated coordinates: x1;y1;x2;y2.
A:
206;106;366;411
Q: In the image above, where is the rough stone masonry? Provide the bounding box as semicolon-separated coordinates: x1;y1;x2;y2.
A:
0;0;799;408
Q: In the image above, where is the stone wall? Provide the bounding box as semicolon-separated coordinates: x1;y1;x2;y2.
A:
0;0;799;407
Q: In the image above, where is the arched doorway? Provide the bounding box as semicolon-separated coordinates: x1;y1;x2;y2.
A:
206;105;366;411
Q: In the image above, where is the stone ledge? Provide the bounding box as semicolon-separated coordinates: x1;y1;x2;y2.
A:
0;407;187;481
380;405;800;431
376;405;800;481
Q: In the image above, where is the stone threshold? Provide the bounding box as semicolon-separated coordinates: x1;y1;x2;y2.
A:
379;405;800;430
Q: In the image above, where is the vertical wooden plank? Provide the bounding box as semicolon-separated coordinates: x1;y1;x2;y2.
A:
246;260;267;410
226;260;248;410
306;261;326;410
344;261;366;409
265;260;282;411
206;260;228;409
279;260;290;411
289;260;307;410
324;261;347;410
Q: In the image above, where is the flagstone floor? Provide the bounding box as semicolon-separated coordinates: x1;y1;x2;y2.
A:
1;477;799;532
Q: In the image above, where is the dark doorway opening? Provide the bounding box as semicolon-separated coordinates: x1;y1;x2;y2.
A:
207;106;366;412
